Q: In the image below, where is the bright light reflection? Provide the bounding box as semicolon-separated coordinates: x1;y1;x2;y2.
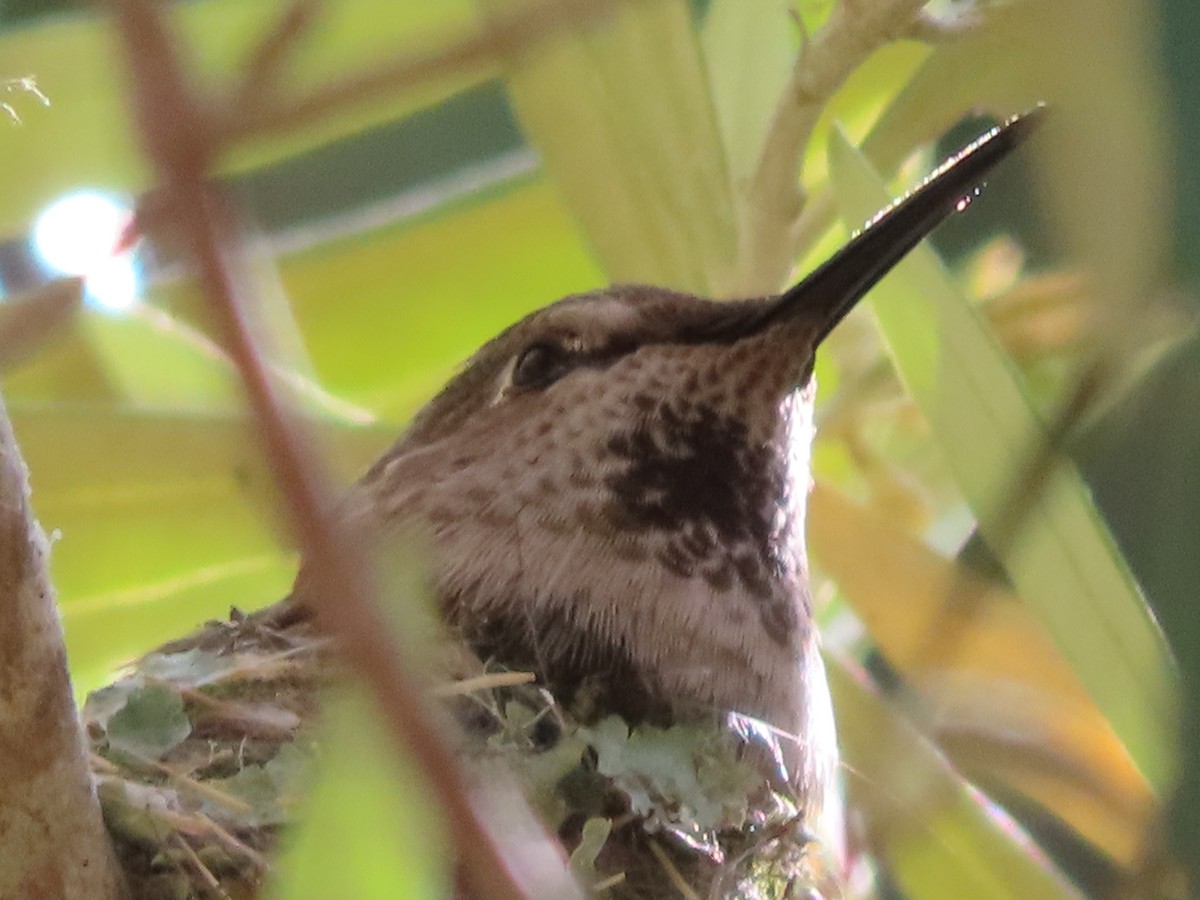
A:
87;255;139;312
32;191;139;312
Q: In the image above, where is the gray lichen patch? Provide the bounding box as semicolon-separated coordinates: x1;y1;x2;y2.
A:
88;612;332;900
88;607;831;899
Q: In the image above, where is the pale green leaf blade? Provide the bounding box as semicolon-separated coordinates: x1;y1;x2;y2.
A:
139;178;601;420
267;690;448;900
825;127;1176;788
810;481;1154;864
479;0;736;293
276;179;603;417
829;660;1081;900
12;403;395;687
700;0;799;184
63;556;295;697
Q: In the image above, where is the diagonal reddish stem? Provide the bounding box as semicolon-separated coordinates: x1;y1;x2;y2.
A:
107;2;583;898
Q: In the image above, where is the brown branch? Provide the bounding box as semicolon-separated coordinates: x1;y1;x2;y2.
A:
218;0;636;150
107;1;583;898
229;0;325;118
733;0;932;294
0;392;127;899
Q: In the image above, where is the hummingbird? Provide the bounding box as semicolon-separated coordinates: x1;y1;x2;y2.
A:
288;109;1041;832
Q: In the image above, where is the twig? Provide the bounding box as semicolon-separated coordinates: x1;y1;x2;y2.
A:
171;833;227;897
107;1;584;898
734;0;931;294
229;0;325;117
433;670;539;697
218;0;636;149
193;811;270;872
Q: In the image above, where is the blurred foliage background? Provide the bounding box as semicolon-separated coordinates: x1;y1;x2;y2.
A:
0;0;1196;897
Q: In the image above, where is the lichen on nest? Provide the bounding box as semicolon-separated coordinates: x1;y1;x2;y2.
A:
86;609;832;899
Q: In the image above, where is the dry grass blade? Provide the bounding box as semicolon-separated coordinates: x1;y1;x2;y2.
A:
107;1;584;897
433;670;538;697
171;834;223;894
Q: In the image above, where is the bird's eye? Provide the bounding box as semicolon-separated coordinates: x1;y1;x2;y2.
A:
511;342;572;390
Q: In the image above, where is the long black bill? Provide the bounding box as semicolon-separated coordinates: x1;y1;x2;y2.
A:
773;106;1043;345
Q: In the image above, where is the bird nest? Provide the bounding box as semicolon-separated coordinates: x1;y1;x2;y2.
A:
87;608;834;899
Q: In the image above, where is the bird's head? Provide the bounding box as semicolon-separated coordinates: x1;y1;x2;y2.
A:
329;109;1040;790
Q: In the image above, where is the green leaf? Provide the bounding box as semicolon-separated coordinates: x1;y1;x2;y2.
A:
862;10;1045;164
810;481;1154;865
204;765;283;826
276;178;603;417
267;689;447;900
78;311;242;410
11;403;395;690
132;176;601;420
1008;1;1169;313
828;659;1080;900
478;0;736;293
83;681;141;730
204;753;313;828
799;40;931;191
65;556;296;699
700;0;799;185
105;682;192;761
826;126;1176;788
790;30;1018;266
